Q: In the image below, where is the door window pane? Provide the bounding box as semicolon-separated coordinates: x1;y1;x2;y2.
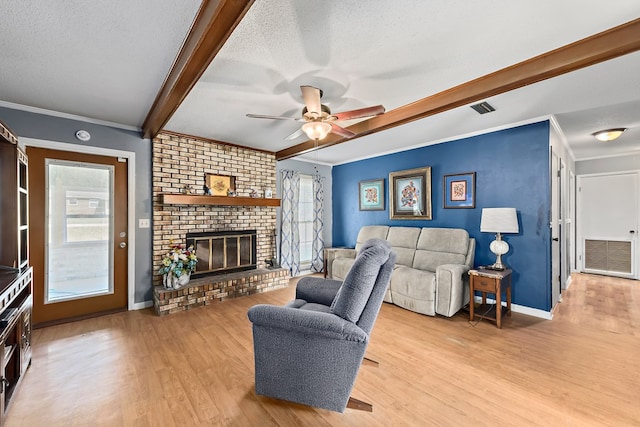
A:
46;160;114;303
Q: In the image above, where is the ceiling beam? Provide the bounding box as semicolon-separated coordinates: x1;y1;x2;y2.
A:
276;17;640;160
142;0;255;139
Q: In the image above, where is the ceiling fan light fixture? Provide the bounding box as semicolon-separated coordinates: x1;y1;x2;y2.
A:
302;121;332;141
592;128;626;142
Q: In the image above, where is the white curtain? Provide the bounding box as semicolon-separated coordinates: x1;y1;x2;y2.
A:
311;174;325;272
280;170;300;276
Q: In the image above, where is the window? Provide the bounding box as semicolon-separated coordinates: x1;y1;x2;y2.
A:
298;174;314;268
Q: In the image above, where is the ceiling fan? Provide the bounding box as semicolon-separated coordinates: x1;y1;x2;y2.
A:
246;85;385;141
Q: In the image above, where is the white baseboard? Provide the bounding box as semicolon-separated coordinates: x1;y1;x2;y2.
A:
473;296;553;320
131;300;153;310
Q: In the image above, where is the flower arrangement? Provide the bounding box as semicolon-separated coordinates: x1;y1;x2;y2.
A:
158;241;198;278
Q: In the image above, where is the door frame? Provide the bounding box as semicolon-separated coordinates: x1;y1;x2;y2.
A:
576;170;640;279
20;137;137;310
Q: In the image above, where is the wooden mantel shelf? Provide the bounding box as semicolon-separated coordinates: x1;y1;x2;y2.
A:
162;193;281;207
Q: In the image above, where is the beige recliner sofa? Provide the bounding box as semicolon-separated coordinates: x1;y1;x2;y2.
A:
326;226;475;317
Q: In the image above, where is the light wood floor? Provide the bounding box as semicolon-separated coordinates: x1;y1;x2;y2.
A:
5;273;640;426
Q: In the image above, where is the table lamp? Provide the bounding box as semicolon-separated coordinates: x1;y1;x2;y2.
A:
480;208;519;270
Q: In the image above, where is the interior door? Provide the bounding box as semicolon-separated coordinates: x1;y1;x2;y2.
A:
28;147;128;326
550;151;561;309
577;172;639;278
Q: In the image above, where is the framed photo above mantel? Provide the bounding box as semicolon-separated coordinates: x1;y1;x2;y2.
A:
206;174;236;196
389;166;432;220
359;178;385;211
443;172;475;209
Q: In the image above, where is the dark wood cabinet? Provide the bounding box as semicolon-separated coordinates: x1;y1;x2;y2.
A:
0;120;32;424
0;121;28;270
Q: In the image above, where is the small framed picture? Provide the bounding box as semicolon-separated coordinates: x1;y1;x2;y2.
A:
443;172;475;209
206;174;236;196
359;179;385;211
264;188;273;198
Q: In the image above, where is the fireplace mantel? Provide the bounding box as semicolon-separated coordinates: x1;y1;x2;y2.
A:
162;193;281;207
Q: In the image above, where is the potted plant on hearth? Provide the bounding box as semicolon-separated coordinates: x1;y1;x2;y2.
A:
158;241;198;289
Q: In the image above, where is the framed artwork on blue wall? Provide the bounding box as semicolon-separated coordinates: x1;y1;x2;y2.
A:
443;172;475;208
359;178;385;210
389;166;432;219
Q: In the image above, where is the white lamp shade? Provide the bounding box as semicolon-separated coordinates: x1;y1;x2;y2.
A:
480;208;519;233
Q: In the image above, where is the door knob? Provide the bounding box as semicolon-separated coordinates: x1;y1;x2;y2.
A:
119;242;127;249
631;230;636;234
552;237;559;241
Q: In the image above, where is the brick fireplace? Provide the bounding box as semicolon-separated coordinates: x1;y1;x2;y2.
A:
152;131;288;314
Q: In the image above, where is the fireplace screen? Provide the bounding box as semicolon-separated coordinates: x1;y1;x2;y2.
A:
186;230;257;277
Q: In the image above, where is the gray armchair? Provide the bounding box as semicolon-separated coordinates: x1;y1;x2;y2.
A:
247;238;396;412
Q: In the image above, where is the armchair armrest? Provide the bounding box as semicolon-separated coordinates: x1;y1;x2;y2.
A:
247;304;368;343
324;247;356;278
296;276;342;306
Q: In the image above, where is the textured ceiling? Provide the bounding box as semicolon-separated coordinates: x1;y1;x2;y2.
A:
0;0;201;127
165;0;640;162
0;1;639;163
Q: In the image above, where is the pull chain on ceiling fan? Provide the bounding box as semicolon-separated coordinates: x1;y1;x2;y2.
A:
246;85;385;141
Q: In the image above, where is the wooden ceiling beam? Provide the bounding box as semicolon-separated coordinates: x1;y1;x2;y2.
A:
276;18;640;160
142;0;255;139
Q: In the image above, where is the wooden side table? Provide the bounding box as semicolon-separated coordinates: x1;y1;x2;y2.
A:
468;268;512;328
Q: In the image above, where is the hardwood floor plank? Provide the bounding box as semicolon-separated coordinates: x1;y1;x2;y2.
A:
5;273;639;426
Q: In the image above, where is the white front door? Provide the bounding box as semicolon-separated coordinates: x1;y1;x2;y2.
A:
577;171;639;278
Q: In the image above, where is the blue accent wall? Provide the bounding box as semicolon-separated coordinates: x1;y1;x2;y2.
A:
333;121;551;311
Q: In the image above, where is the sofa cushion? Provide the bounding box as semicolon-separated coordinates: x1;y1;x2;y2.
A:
355;226;389;252
417;228;470;254
412;228;469;272
413;251;466;272
331;238;391;323
286;300;333;313
386;227;420;267
389;266;436;316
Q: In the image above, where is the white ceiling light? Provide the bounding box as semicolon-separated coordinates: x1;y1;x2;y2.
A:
592;128;626;142
302;121;332;141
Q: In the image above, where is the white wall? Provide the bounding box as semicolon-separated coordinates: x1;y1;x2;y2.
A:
576;153;640;175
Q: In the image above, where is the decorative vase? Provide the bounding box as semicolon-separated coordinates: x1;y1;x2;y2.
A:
163;271;191;289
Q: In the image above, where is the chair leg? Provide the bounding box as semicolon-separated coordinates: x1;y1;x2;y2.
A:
362;356;379;367
347;397;373;412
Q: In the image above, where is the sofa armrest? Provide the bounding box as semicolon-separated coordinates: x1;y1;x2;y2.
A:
324;247;356;278
247;304;368;343
434;264;471;317
296;276;343;306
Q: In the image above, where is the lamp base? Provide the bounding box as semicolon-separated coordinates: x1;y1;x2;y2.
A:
488;233;509;271
484;264;506;271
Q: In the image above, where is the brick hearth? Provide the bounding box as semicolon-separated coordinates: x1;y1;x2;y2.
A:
154;268;289;316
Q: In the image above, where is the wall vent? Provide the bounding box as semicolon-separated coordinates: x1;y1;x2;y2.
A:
470;101;495;114
584;239;632;274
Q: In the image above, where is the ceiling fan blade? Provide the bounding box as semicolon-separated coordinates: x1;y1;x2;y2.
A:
330;123;356;139
284;128;305;141
246;113;302;121
331;105;386;121
300;85;322;116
